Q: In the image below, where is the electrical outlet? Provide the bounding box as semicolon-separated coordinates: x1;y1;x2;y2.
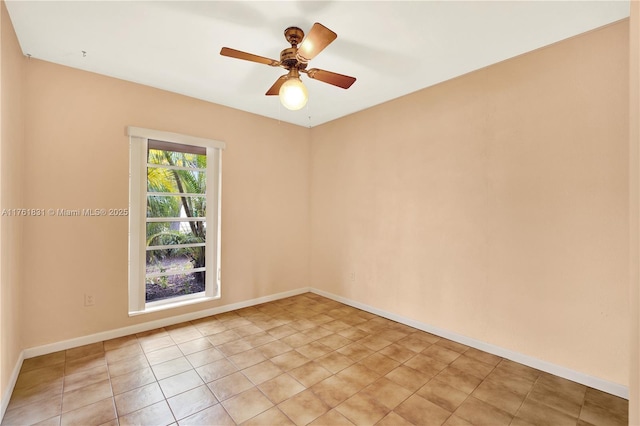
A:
84;294;95;307
350;272;356;282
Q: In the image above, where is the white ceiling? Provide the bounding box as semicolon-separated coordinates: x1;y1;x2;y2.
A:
5;1;630;128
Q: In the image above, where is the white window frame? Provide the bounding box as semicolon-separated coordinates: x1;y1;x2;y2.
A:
128;126;225;315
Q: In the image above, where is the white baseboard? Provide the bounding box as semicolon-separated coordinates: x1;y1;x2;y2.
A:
310;288;630;400
14;285;627;406
1;350;24;421
24;287;310;359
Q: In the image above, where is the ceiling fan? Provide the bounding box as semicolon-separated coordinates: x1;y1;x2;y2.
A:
220;23;356;111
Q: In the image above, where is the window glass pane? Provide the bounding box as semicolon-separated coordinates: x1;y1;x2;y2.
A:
147;167;206;194
146;146;207;275
146;247;205;276
146;221;205;246
147;148;207;168
147;195;206;218
146;271;206;303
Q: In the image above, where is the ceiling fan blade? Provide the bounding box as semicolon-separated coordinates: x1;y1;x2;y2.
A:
266;75;288;96
304;68;356;89
220;47;280;67
296;23;337;63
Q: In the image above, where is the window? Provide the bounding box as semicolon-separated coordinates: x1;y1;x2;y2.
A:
128;127;225;315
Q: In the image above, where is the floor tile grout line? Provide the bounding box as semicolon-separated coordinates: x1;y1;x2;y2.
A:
141;340;178;425
443;365;486;425
101;343;118;426
510;373;540;423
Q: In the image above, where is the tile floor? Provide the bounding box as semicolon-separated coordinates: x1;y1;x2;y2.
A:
1;293;629;426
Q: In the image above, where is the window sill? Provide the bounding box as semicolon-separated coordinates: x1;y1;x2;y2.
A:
128;293;220;317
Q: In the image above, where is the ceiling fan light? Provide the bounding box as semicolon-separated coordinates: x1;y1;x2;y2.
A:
279;77;308;110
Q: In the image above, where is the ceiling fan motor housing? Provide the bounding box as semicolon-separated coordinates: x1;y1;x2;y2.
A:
282;27;308;69
280;47;307;70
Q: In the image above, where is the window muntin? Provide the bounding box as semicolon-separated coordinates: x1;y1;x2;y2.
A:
128;127;224;315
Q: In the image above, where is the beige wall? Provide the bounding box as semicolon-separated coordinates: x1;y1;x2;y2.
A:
0;0;24;405
310;21;630;386
629;0;639;422
20;59;310;348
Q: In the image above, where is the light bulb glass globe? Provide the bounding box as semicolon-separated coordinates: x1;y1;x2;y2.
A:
279;77;308;110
